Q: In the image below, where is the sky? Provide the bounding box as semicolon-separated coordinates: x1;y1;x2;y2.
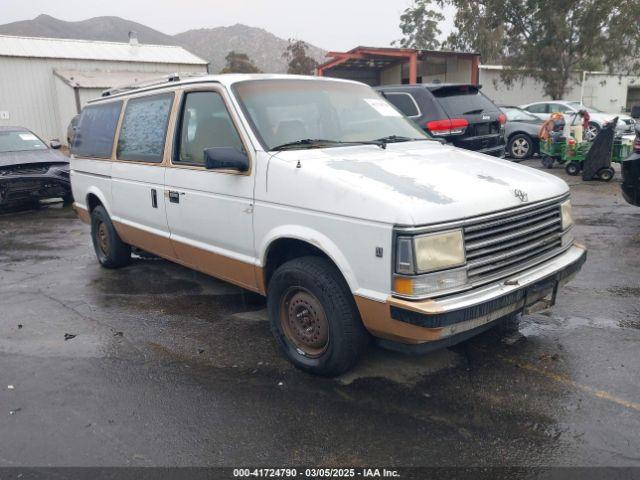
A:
0;0;456;51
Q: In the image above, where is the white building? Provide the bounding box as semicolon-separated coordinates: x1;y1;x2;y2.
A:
0;34;208;145
480;65;640;114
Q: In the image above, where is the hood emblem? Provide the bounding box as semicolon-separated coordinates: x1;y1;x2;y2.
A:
514;189;529;203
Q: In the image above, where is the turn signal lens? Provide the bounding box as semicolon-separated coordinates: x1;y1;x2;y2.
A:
393;277;414;296
396;237;415;274
393;268;468;298
498;113;507;125
561;200;574;230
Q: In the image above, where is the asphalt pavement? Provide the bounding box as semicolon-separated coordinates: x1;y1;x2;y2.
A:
0;161;639;468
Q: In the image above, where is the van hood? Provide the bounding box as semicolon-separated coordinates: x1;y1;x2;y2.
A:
264;141;569;226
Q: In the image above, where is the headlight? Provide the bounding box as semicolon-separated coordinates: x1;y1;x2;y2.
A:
394;229;467;297
414;230;465;273
396;229;465;274
560;200;573;230
393;268;468;298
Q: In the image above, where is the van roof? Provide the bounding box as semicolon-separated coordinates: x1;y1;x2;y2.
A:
377;83;480;91
88;73;364;103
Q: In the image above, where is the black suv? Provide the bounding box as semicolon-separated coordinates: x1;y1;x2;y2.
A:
376;83;506;157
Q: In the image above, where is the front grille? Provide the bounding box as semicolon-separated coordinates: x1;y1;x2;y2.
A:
464;200;564;282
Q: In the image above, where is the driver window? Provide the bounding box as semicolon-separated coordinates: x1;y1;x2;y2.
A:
177;91;244;165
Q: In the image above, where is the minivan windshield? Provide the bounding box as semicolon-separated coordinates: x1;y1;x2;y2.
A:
233;79;429;151
0;130;47;153
430;85;499;117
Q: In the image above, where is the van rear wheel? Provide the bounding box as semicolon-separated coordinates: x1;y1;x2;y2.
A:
90;205;131;268
267;256;369;376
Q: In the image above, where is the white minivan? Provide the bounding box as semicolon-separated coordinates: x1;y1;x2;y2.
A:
71;74;586;376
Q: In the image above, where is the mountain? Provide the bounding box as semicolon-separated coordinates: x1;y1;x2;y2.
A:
0;15;328;73
174;24;326;73
0;14;176;45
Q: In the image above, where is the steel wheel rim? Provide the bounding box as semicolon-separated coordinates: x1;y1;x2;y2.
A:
280;287;329;358
587;125;598;140
96;221;109;256
511;138;530;158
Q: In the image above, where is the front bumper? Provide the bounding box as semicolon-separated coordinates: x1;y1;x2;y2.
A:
355;244;587;352
478;144;506;157
0;174;71;205
621;154;640;206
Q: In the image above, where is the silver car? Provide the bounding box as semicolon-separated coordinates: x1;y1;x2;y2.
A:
520;100;636;140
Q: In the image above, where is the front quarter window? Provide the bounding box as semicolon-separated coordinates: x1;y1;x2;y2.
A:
233;79;428;150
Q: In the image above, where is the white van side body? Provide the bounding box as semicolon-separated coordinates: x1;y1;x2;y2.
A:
71;74;586;350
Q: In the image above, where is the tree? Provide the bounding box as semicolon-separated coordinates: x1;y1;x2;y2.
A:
220;51;261;74
440;0;640;99
283;39;319;75
442;2;505;64
393;0;445;50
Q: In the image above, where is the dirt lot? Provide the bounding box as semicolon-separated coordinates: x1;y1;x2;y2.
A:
0;160;639;468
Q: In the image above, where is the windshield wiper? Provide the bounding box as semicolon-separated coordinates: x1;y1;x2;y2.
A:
271;138;385;151
371;135;430;145
462;108;484;115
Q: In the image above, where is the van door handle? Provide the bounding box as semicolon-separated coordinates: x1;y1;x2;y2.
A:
167;190;184;203
151;188;158;208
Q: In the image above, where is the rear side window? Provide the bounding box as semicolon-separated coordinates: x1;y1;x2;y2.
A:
71;101;122;158
526;103;548;114
430;86;498;116
117;93;173;162
384;93;420;117
549;103;571;113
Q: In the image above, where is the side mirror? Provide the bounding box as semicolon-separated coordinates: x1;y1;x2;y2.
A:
50;140;62;149
204;147;249;172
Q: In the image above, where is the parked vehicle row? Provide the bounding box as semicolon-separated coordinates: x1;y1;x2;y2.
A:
70;74;586;376
378;83;507;157
521;100;636;140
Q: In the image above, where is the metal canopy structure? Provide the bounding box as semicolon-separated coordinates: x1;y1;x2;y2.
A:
317;46;480;86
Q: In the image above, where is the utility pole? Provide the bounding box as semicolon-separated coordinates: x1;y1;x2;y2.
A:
580;71;587;105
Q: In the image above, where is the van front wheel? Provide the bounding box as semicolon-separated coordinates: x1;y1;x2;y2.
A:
90;205;131;268
267;256;369;377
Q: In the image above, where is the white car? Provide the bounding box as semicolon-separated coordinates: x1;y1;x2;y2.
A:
520;100;636;140
70;74;586;376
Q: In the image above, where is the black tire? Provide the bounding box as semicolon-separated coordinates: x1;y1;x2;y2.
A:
267;256;369;376
90;205;131;268
508;133;534;160
598;167;615;182
586;122;601;141
565;161;582;176
541;155;555;169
